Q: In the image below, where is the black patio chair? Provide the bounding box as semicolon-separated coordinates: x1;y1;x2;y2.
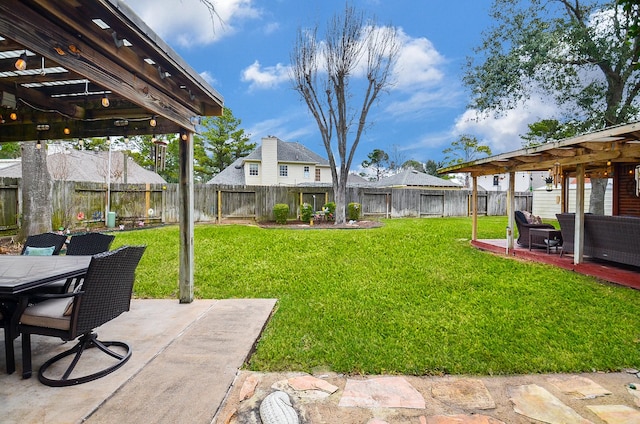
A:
514;210;556;247
41;232;116;294
18;245;146;386
65;232;115;256
21;232;67;256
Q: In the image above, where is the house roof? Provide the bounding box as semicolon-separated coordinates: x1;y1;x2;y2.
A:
374;170;461;188
244;140;330;165
0;150;166;184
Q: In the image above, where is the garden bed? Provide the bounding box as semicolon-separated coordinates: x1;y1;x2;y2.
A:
258;220;383;229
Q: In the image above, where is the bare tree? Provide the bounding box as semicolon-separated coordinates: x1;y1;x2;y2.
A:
290;4;400;224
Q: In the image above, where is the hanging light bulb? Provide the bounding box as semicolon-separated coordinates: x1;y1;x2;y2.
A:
101;94;110;107
9;112;17;121
15;52;27;71
150;116;157;127
64;127;71;135
36;140;42;149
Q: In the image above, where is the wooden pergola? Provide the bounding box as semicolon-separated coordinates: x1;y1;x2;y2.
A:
440;122;640;265
0;0;224;303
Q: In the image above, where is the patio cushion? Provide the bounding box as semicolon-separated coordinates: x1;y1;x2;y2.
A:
20;298;71;330
24;246;55;256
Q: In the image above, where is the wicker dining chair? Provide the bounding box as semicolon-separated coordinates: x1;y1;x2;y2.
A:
21;232;68;256
41;232;116;294
18;245;146;386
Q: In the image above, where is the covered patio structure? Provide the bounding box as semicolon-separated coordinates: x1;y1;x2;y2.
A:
439;122;640;283
0;0;224;302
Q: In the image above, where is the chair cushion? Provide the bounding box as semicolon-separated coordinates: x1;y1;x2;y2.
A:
24;246;55;256
20;298;71;330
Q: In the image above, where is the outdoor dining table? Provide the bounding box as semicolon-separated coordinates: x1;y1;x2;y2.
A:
0;255;91;375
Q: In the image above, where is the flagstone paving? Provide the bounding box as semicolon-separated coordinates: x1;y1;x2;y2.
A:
217;371;640;423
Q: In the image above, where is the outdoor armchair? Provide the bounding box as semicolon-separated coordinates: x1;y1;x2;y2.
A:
18;245;146;386
514;210;556;247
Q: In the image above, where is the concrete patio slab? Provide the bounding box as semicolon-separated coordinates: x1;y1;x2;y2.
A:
0;298;276;424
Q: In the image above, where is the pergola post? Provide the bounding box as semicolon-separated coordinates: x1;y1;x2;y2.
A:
507;171;515;253
471;175;478;241
574;163;585;265
179;130;195;303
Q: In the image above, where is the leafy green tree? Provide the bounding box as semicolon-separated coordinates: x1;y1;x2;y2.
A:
521;119;581;147
0;142;21;159
443;135;492;188
290;4;401;224
465;0;640;213
197;108;255;176
443;135;492;167
425;159;445;176
361;149;390;181
401;159;426;173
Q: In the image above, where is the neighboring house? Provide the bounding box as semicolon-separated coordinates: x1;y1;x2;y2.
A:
207;136;332;186
375;170;461;189
0;150;166;184
450;171;548;192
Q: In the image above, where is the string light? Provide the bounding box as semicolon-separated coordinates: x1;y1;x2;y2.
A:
15;52;27;71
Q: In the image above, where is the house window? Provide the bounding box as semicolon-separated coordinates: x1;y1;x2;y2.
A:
249;163;259;176
304;166;310;178
315;168;321;182
279;165;288;177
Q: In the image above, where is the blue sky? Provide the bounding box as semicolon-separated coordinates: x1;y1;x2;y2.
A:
125;0;553;172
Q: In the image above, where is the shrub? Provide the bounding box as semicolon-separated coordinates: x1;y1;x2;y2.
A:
323;202;336;221
347;202;361;220
273;204;289;224
301;203;313;222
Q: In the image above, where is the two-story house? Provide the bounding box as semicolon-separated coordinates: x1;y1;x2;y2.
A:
208;136;332;186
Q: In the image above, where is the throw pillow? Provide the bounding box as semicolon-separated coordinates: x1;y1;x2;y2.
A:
24;246;55;256
521;211;534;224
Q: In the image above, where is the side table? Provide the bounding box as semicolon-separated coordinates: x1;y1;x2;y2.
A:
529;228;563;254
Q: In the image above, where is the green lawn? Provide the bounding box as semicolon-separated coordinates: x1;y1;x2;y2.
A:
112;217;640;376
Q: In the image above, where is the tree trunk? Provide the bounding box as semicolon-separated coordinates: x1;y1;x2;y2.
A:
588;178;607;215
19;142;53;242
334;180;347;225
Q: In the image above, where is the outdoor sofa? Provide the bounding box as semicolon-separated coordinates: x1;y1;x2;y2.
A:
556;213;640;267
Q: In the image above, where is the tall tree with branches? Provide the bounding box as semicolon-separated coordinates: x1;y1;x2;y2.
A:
465;0;640;214
290;3;400;224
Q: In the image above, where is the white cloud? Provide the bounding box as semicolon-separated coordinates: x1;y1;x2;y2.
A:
394;30;445;90
199;71;217;86
241;61;291;90
124;0;261;47
452;97;561;154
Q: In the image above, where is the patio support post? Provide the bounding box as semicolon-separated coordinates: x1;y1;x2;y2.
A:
574;163;586;265
507;171;515;253
471;175;478;240
179;129;195;303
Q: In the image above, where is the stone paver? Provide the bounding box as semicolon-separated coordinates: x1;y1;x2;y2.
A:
431;378;496;410
338;376;426;409
509;384;593;423
587;404;640;424
549;376;612;399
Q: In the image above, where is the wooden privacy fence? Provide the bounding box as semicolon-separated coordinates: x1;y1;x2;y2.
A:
166;185;532;223
0;180;533;230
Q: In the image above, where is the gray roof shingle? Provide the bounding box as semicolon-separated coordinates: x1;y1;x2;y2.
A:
0;150;166;184
374;170;460;188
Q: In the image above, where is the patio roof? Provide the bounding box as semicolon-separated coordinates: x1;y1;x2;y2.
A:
0;0;223;142
0;0;224;303
438;121;640;178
